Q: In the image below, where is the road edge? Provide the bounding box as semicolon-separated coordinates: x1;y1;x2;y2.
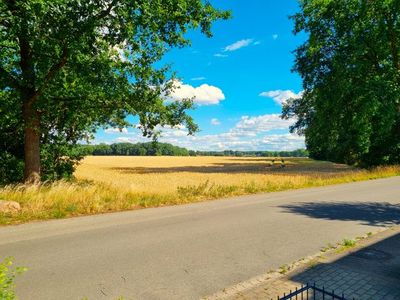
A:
205;225;400;300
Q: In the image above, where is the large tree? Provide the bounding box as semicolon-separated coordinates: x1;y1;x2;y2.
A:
0;0;229;183
283;0;400;166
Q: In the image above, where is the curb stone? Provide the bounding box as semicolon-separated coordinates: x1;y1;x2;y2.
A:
205;226;399;300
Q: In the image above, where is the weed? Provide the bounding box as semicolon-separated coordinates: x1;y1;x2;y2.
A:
342;239;356;247
279;264;289;274
0;257;27;300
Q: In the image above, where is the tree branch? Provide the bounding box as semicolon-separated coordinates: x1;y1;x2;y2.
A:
34;46;68;99
94;0;119;21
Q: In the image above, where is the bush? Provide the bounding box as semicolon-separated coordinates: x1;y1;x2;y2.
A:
0;153;24;185
0;144;84;185
40;143;84;181
0;257;27;300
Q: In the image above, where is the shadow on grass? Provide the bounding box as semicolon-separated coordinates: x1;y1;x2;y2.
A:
280;202;400;226
109;161;353;175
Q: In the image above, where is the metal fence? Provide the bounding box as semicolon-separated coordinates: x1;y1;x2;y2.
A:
274;283;354;300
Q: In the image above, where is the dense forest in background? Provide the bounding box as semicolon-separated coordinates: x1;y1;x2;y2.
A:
79;142;309;157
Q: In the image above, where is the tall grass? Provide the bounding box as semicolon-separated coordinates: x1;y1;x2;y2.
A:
1;157;399;225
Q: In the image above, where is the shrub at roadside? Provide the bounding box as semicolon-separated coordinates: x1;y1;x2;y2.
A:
0;257;27;300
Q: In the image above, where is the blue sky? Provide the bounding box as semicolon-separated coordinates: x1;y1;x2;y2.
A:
95;0;306;151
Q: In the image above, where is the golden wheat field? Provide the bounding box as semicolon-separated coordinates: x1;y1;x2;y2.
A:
75;156;356;194
1;156;399;225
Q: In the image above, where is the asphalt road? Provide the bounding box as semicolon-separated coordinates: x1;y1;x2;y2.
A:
1;177;399;300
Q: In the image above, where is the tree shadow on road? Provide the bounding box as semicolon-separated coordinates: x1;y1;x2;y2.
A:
279;232;400;299
279;202;400;226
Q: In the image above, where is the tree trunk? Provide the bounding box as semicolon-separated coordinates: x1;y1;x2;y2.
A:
23;99;41;184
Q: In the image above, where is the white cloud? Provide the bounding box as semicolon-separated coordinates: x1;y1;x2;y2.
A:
98;114;305;151
272;34;278;40
115;137;136;143
170;80;225;105
210;118;221;126
224;39;254;52
158;132;304;151
104;127;128;134
156;114;304;151
191;77;206;81
234;114;294;134
259;90;303;105
258;134;305;150
111;41;129;62
166;130;188;137
163;124;186;130
214;53;229;58
159;125;188;138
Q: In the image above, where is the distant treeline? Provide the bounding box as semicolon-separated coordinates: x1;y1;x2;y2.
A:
79;142;309;157
80;142;190;156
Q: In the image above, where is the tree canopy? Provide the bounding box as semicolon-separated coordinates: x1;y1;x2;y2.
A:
0;0;229;183
283;0;400;166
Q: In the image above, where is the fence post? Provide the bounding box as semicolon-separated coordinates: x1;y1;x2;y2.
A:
306;283;309;299
313;283;316;300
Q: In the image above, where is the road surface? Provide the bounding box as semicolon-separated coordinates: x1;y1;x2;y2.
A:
0;177;399;299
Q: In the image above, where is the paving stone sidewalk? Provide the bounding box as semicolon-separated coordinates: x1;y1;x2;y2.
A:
220;227;400;300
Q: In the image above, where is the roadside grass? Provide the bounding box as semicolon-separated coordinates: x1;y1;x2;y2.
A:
321;237;364;254
342;239;356;247
336;238;357;253
0;157;399;225
278;264;290;274
271;230;385;284
0;257;27;300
